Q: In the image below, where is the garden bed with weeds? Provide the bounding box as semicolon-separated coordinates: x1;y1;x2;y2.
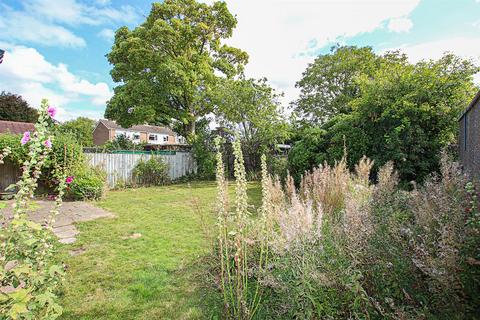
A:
205;142;480;319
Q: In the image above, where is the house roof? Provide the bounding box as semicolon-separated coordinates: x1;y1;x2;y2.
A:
0;120;35;135
459;90;480;121
98;119;176;135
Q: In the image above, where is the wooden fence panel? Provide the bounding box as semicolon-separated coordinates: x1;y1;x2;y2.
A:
85;152;196;188
0;162;20;191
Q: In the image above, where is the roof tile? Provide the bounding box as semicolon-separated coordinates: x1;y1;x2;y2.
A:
0;120;35;135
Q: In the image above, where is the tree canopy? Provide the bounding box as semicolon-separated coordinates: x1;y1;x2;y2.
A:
214;77;290;171
289;49;479;184
0;91;39;123
105;0;248;137
293;46;408;124
57;117;96;147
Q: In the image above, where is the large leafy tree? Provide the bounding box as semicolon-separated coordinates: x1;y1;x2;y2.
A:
105;0;248;137
57;117;96;147
293;46;408;124
0;91;38;123
289;51;479;184
215;78;290;171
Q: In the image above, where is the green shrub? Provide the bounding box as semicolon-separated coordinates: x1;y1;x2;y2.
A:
190;119;216;180
0;133;28;164
133;157;170;186
65;166;106;200
102;135;146;152
49;133;84;169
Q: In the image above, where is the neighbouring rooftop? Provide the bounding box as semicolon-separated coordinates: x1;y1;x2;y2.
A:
0;120;36;135
98;119;176;136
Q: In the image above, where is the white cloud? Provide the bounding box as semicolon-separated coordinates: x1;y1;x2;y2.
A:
203;0;420;106
389;36;480;63
98;28;115;42
96;0;111;5
384;36;480;84
388;17;414;33
0;1;140;47
23;0;140;26
0;5;86;47
0;44;113;121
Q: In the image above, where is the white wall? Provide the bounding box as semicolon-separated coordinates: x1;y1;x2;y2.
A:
115;130;142;144
146;133;171;145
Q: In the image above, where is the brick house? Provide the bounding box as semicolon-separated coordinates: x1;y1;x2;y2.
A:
0;120;35;135
93;119;185;146
459;90;480;180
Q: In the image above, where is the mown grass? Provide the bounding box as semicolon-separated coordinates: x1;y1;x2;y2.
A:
58;181;261;320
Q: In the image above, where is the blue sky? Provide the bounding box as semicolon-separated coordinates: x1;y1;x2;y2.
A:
1;0;479;121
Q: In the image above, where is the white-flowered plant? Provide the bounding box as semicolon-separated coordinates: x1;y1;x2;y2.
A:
215;136;269;319
0;99;70;320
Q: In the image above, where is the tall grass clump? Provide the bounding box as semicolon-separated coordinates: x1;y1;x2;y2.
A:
211;150;480;319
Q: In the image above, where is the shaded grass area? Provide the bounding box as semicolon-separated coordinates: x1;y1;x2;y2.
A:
58;182;261;320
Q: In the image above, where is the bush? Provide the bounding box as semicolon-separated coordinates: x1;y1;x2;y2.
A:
190;119;216;180
102;134;146;152
211;151;480;319
132;157;170;186
65;166;106;200
0;133;28;165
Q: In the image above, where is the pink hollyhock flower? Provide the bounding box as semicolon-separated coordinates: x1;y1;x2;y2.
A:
47;106;57;118
44;139;52;149
21;131;30;145
65;176;74;184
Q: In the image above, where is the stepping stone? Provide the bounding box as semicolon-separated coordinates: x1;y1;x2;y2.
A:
2;200;114;244
59;237;76;244
69;247;86;256
122;233;142;240
53;225;79;239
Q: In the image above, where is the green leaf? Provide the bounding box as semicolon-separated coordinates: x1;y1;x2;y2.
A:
9;302;28;319
8;288;31;303
48;265;64;277
25;221;42;231
13;264;31;276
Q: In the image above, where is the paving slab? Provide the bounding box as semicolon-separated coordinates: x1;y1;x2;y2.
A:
1;200;114;244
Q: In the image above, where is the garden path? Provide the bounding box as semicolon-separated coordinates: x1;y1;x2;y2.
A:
1;200;114;244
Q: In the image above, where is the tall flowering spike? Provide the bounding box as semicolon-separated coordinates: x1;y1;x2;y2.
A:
214;137;228;218
5;98;65;319
47;105;57;119
0;146;12;164
261;154;271;214
21;131;31;145
232;135;248;219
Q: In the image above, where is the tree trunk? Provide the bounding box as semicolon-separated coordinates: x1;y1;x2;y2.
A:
185;116;196;143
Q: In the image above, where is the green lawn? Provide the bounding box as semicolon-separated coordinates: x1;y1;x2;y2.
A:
58;182;261;320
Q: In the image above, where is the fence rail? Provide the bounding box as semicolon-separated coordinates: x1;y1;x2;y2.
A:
86;152;196;188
